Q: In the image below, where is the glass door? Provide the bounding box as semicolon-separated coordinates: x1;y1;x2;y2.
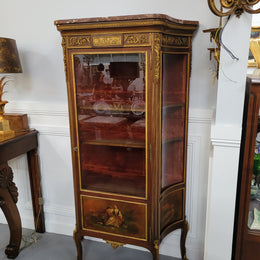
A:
73;52;146;198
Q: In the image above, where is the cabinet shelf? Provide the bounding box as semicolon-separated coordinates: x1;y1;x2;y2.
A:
82;139;145;148
81;160;145;197
162;137;184;144
80;105;145;114
77;90;145;96
82;164;145;178
162;103;185;110
78;100;145;114
82;171;146;197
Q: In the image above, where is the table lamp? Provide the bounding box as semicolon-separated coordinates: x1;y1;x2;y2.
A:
0;37;22;141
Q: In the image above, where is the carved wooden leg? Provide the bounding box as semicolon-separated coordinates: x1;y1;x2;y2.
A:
73;227;83;260
27;149;45;233
180;219;189;260
0;163;22;259
152;240;159;260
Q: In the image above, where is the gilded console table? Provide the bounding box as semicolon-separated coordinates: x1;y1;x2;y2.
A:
0;130;45;259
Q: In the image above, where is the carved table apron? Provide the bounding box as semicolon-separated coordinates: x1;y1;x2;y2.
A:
0;130;45;259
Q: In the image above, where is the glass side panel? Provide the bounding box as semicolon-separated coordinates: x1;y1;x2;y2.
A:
161;53;187;190
73;53;146;197
248;110;260;231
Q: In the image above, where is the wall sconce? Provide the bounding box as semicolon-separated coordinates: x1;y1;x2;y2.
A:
0;37;22;141
208;0;260;18
203;27;221;79
204;1;260;79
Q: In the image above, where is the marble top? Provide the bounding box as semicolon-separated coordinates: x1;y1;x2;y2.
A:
55;13;198;27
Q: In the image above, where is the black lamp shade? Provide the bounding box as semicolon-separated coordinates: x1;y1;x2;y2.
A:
0;37;22;73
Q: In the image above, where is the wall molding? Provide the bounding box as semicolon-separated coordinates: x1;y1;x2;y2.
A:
6;101;69;117
1;101;213;259
188;108;213;125
186;135;201;239
6;101;70;136
30;125;70;137
210;123;242;148
5;101;213;134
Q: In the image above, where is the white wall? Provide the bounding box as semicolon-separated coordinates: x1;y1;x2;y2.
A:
204;11;253;260
0;0;250;259
253;3;260;26
0;0;218;108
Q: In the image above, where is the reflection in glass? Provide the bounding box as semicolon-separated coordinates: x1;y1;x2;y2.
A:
73;53;146;197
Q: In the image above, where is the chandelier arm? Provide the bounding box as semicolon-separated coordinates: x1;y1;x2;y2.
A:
221;0;236;8
208;0;237;16
242;5;260;14
244;0;260;5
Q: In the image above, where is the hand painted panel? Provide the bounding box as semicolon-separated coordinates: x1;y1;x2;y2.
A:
81;195;147;240
160;189;184;232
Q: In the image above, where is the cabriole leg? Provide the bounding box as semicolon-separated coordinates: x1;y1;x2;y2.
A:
152;240;159;260
180;219;189;260
73;227;83;260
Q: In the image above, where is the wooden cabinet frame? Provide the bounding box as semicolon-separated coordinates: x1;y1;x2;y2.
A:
234;76;260;259
55;14;198;260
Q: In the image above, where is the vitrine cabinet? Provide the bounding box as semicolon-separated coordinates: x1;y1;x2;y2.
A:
55;14;198;260
234;76;260;259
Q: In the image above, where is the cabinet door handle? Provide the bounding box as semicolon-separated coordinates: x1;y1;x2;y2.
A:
73;147;78;152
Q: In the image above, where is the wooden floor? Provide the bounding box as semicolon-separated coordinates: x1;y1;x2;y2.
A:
0;224;178;260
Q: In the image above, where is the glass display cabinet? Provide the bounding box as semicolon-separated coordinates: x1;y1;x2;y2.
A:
234;75;260;260
55;14;198;260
